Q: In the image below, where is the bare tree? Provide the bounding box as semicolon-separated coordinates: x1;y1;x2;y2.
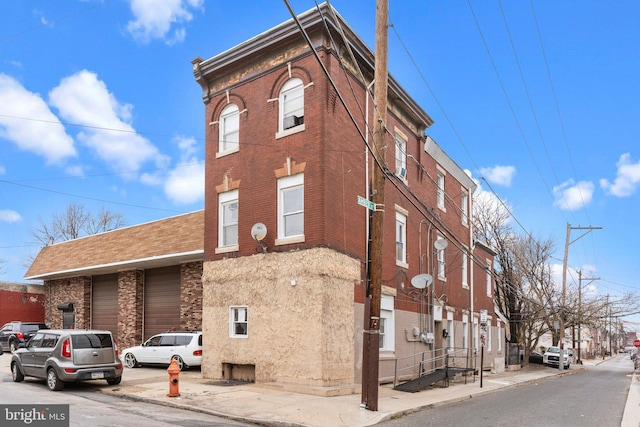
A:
31;202;125;246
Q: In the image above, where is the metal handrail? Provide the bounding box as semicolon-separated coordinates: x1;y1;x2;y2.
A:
393;347;477;387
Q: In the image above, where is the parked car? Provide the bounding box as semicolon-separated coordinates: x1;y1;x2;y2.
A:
121;330;202;370
10;329;123;391
543;346;570;369
528;351;544;365
0;321;49;353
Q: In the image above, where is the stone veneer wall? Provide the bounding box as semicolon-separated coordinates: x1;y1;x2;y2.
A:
202;247;359;386
117;270;144;349
180;261;203;331
44;276;91;329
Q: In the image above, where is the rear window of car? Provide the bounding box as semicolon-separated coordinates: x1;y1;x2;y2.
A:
72;333;113;349
23;324;46;333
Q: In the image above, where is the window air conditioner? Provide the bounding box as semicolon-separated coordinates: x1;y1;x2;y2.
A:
283;115;303;130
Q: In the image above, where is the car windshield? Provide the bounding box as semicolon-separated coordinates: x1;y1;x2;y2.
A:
547;348;559;353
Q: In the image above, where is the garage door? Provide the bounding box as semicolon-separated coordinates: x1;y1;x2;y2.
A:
92;273;119;336
144;266;180;340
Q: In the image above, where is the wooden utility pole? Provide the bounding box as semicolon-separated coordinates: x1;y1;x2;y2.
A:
361;0;388;412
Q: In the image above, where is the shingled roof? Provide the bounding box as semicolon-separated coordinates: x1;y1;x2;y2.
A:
25;210;204;280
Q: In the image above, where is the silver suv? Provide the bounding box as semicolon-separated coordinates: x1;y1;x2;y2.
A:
10;329;123;391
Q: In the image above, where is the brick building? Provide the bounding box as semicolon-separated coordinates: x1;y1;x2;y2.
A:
24;211;204;349
192;3;499;391
0;281;45;326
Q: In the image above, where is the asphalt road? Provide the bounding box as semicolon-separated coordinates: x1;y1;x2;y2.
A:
381;354;635;427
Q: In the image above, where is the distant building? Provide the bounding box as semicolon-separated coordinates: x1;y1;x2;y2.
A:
0;281;45;325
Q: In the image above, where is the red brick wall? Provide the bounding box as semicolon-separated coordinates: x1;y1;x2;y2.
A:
0;287;45;325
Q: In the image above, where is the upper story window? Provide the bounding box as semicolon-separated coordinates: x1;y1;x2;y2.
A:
437;171;445;210
436;237;446;279
219;104;239;154
395;132;407;180
395;210;407;265
218;190;238;250
277;173;304;241
279;78;304;132
461;191;469;225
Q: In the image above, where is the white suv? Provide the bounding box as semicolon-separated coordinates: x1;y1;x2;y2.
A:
543;346;570;369
121;330;202;370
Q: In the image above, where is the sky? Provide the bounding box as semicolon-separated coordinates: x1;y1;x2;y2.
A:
1;1;639;330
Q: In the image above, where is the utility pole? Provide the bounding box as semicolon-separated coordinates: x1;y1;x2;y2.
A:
577;270;599;364
361;0;388;412
559;224;601;372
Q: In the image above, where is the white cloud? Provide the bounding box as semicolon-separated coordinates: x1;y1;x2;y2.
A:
126;0;204;45
48;70;168;175
599;153;640;197
163;136;204;204
552;179;594;211
0;209;21;223
0;74;76;164
479;165;516;187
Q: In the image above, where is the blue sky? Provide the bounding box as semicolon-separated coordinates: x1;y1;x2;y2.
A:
1;1;639;328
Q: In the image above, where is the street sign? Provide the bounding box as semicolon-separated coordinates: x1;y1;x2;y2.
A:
357;196;376;211
634;339;640;347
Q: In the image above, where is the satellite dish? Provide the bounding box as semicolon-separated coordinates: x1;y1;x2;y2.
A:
251;223;267;241
410;273;433;289
434;238;448;250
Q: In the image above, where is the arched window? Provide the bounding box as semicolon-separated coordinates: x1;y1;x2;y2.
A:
219;104;239;153
279;78;304;132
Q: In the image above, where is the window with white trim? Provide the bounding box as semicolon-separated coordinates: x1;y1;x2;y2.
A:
219;104;239;153
461;191;468;225
395;211;406;265
437;172;445;210
278;174;304;239
474;319;479;351
218;190;238;249
486;260;492;296
279;78;304;131
446;311;454;349
229;306;248;338
395;132;407;179
462;251;468;288
437;237;446;279
462;314;468;350
497;321;502;351
379;295;395;351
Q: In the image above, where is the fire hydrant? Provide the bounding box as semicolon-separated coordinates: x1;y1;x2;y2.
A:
167;359;181;397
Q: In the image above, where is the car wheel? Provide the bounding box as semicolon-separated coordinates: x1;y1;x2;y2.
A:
171;355;185;370
47;368;64;391
124;352;139;368
9;340;18;353
11;362;24;382
107;376;122;385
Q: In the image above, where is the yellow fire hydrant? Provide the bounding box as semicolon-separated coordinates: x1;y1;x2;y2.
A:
167;359;181;397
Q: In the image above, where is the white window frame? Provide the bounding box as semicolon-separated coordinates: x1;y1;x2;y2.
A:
461;191;468;226
462;314;469;350
436;237;446;279
474;318;479;351
379;295;395;352
229;306;248;338
395;209;407;267
486;260;492;296
216;190;239;253
395;132;407;179
497;321;502;352
218;104;239;155
437;171;445;210
462;251;468;288
278;78;304;133
276;173;304;244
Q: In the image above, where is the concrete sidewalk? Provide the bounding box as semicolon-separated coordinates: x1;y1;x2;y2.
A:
102;361;590;426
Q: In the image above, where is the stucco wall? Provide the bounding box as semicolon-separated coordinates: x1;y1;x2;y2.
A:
202;247;359;386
